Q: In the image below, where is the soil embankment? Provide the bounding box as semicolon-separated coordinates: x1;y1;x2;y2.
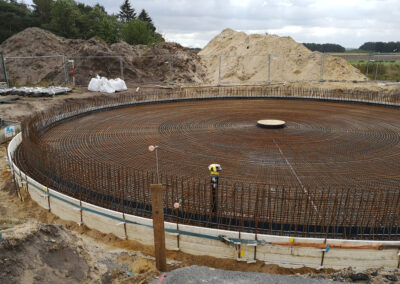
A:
199;29;367;83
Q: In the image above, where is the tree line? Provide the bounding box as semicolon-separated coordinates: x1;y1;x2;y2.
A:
0;0;163;45
303;43;346;52
304;42;400;53
359;42;400;53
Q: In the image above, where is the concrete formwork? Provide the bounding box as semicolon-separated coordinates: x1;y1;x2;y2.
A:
7;133;400;270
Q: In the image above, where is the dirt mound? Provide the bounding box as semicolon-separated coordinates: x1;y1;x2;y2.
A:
0;27;206;86
0;223;89;283
199;29;366;83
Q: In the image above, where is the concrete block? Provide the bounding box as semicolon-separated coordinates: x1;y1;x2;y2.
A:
324;248;398;270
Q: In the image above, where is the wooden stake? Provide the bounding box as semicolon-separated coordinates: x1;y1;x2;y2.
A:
150;184;167;272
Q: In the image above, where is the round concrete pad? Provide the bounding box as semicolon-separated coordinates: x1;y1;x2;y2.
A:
257;119;286;128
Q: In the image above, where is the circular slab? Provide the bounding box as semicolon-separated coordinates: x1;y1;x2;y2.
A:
257;119;286;128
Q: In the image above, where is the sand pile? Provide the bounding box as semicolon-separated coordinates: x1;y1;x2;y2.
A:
0;28;206;86
199;29;366;83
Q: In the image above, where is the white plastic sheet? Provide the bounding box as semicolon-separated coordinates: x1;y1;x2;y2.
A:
88;76;127;93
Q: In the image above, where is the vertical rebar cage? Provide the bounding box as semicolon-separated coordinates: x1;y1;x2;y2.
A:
13;86;400;240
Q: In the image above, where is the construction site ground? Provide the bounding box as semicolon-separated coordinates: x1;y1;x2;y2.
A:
1;87;399;283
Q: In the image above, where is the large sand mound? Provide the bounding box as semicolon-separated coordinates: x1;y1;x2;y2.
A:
199;29;366;83
0;28;206;86
0;28;367;86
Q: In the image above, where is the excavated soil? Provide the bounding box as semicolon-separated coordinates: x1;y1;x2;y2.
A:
199;29;367;84
0;27;370;87
0;28;206;86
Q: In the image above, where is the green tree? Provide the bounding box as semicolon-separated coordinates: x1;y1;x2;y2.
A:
97;15;121;44
32;0;53;26
121;19;162;45
73;4;121;44
0;0;36;43
0;0;162;46
118;0;135;23
138;9;155;32
46;0;80;38
75;4;105;39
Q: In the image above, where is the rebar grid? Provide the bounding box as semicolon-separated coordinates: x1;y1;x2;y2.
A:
15;86;400;240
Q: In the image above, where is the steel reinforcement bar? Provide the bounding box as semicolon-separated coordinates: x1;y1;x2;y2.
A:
14;86;400;240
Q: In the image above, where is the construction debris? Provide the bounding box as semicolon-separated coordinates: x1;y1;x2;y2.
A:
0;86;72;97
88;76;127;93
0;95;19;104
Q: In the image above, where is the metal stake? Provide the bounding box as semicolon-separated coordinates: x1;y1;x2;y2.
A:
63;56;68;85
319;53;325;82
218;56;222;86
267;54;271;84
120;56;124;80
374;56;379;81
169;56;174;85
1;53;9;87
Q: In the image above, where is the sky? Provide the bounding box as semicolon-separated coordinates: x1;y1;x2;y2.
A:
25;0;400;48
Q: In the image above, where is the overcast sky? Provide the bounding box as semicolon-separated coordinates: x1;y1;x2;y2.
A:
26;0;400;48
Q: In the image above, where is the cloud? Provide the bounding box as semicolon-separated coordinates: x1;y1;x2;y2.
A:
23;0;400;48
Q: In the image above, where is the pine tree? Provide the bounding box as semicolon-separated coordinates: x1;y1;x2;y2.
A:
138;9;155;32
118;0;136;23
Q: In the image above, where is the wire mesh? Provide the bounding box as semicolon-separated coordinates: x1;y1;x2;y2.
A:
14;86;400;240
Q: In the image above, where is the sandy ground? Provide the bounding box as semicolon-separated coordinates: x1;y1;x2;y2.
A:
0;82;398;121
1;87;399;283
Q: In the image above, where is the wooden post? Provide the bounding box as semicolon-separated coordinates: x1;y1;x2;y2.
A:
150;184;167;272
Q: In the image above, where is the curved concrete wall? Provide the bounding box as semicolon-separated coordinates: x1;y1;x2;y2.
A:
8;133;400;270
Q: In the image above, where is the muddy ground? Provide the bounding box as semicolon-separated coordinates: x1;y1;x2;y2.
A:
1;87;399;283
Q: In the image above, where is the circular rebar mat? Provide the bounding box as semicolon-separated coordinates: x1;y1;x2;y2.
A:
40;99;400;189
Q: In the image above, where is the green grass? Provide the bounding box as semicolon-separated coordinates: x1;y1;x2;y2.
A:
350;61;400;81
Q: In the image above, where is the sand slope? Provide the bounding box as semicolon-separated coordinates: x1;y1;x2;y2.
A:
199;29;366;83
